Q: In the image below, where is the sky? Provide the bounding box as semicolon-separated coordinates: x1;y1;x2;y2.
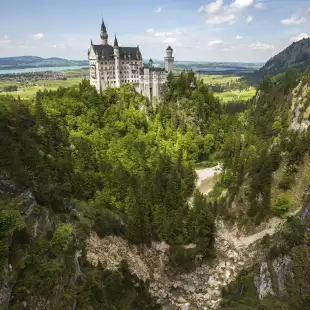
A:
0;0;310;63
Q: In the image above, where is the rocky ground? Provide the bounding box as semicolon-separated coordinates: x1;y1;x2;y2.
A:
86;166;288;310
86;215;286;309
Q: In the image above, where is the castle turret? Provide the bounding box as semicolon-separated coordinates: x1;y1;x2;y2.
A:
164;46;174;72
100;18;108;45
114;34;118;47
148;59;153;67
113;34;120;87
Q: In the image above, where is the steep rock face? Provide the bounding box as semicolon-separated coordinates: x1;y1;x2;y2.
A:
0;176;51;307
290;82;310;131
86;217;285;309
0;176;71;310
239;203;310;308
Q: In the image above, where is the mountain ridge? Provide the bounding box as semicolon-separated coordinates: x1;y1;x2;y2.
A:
0;56;88;70
245;37;310;84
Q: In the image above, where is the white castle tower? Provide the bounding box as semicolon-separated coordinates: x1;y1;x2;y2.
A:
165;46;174;72
88;18;174;102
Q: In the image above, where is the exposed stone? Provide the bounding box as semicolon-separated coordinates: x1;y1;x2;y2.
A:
272;255;294;300
86;209;285;309
255;261;275;299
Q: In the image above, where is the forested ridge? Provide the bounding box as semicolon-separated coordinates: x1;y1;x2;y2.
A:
215;67;310;225
0;71;232;309
244;38;310;85
2;64;310;309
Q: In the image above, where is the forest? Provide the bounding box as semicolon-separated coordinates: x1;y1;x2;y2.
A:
0;71;231;308
1;65;310;309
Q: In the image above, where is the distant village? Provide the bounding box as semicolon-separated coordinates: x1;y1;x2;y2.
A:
0;71;67;93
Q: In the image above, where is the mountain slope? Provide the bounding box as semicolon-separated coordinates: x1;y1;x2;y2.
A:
0;56;88;70
245;38;310;84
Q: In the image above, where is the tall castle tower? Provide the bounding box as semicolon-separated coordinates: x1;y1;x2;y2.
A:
100;18;108;45
164;46;174;72
113;35;120;87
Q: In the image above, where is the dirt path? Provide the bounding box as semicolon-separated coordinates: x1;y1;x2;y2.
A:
218;217;284;250
196;164;222;195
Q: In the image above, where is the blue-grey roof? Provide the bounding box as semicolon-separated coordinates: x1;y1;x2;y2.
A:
92;44;141;60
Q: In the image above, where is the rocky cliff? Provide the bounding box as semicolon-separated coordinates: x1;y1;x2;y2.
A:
86;214;288;309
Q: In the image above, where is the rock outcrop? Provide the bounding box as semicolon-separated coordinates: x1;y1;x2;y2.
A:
86;216;285;309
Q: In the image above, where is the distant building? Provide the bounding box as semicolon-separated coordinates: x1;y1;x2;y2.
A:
88;19;174;102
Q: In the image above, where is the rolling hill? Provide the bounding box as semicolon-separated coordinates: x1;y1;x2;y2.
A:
245;37;310;84
0;56;88;70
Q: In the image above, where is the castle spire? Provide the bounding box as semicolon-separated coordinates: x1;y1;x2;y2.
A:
100;17;108;45
101;18;107;32
114;34;119;47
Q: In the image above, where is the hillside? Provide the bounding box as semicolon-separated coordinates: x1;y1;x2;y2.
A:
1;67;310;309
0;56;88;70
245;38;310;84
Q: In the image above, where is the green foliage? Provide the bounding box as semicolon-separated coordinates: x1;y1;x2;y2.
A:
272;121;282;133
259;75;273;92
0;240;9;271
51;224;73;256
0;209;24;239
76;261;160;310
216;65;310;225
220;273;259;310
273;193;292;216
168;245;197;272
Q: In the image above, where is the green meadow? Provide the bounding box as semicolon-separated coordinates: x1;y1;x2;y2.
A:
214;88;257;103
0;77;82;100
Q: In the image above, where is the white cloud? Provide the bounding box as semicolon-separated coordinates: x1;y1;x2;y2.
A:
146;28;155;33
163;38;176;44
0;35;11;46
155;7;162;13
290;32;310;42
206;14;236;25
154;31;173;37
31;33;44;40
201;0;254;25
254;2;265;9
48;44;65;48
249;42;274;50
235;35;243;39
231;0;253;9
198;0;223;14
208;39;223;46
281;16;305;25
246;16;253;23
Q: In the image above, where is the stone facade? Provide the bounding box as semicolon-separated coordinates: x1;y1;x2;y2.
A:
88;19;174;102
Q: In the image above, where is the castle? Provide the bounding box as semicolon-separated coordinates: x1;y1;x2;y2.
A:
88;19;174;101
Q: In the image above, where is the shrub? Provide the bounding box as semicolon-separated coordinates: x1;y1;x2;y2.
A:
0;240;9;271
273;193;292;216
278;172;294;190
168;245;197;272
51;224;73;256
93;209;123;238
